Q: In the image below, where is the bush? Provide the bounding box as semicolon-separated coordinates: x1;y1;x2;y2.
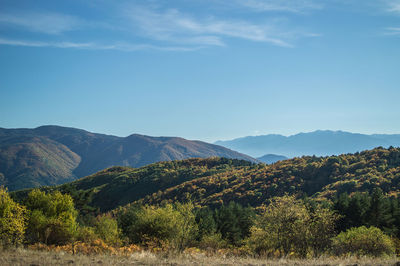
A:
25;189;78;245
248;195;310;257
93;214;121;246
0;187;26;247
247;195;338;258
76;226;98;244
118;202;198;251
331;226;395;257
198;233;227;250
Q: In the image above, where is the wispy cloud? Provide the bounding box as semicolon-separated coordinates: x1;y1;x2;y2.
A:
0;2;320;51
0;11;82;34
384;27;400;35
235;0;323;13
124;6;313;47
386;1;400;13
0;37;200;51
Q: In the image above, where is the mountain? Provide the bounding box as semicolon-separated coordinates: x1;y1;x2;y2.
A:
0;125;257;190
215;130;400;157
257;154;288;164
0;135;81;190
14;147;400;212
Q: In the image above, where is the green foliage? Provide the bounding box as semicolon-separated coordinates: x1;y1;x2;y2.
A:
248;195;310;257
76;226;97;244
195;207;217;239
248;195;338;258
24;189;78;245
308;205;339;256
333;189;399;237
214;202;255;246
198;233;227;249
93;214;121;246
117;202;198;250
194;202;255;247
331;226;395;257
0;187;27;247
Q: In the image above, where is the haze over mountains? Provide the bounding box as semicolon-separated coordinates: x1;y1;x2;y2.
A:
0;125;256;190
216;130;400;158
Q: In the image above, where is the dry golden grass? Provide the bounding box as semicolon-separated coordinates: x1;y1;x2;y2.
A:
1;248;399;265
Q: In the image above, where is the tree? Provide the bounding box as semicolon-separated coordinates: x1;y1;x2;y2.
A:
367;188;394;232
248;195;310;257
25;189;78;245
308;205;339;256
0;187;26;247
195;206;217;240
214;202;255;246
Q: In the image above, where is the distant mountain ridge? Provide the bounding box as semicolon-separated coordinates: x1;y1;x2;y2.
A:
0;125;256;190
257;154;288;164
215;130;400;158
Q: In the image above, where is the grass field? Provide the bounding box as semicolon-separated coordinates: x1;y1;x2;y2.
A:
1;249;399;265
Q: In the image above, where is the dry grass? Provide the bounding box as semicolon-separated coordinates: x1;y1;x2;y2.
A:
0;248;399;265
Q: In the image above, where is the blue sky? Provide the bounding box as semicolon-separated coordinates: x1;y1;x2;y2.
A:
0;0;399;142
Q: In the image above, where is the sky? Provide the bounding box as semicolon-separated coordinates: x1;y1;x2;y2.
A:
0;0;399;142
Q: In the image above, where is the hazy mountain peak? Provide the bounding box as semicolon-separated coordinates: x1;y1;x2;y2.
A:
216;130;400;158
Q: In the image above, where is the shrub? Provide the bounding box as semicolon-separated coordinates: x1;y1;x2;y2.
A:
0;187;27;247
331;226;395;257
198;233;227;250
25;189;78;245
118;202;198;251
76;226;97;244
247;195;338;258
248;195;310;257
94;214;121;246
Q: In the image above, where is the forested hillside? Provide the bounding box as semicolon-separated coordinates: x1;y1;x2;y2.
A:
14;147;400;212
142;147;400;207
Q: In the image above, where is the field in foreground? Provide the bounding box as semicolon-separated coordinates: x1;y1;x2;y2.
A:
0;249;399;266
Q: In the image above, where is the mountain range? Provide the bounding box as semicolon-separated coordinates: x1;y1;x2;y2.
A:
0;125;256;190
215;130;400;158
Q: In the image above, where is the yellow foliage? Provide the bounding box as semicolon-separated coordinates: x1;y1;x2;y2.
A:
28;240;142;255
0;186;27;247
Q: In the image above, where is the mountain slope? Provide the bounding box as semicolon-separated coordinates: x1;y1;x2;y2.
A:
141;147;400;207
14;147;400;212
0;135;81;190
0;126;257;190
215;130;400;157
13;158;254;211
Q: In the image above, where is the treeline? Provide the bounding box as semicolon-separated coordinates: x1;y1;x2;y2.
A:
1;186;399;258
334;188;400;237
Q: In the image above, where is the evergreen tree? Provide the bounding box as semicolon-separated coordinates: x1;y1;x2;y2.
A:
367;188;394;233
